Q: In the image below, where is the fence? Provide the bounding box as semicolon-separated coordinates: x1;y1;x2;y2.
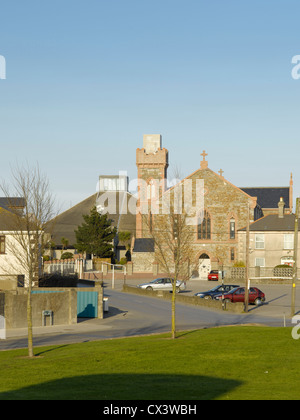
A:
100;262;127;288
227;266;299;280
43;259;92;276
43;259;126;288
43;259;300;282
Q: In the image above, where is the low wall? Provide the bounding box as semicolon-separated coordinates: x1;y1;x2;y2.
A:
1;285;104;330
122;285;245;313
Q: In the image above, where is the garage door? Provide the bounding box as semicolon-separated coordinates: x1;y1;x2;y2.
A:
77;291;98;318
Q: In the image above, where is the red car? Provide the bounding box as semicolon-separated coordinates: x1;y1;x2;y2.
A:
214;287;265;305
208;270;219;281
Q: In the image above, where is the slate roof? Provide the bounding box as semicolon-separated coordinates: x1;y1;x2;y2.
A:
50;192;136;247
0;197;25;210
0;207;27;231
239;214;299;232
240;187;290;209
133;238;155;252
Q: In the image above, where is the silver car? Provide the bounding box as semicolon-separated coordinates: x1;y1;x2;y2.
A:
138;277;186;293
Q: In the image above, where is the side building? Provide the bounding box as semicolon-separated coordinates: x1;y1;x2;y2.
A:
50;175;136;261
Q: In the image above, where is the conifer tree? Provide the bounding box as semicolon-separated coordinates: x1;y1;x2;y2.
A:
75;207;116;258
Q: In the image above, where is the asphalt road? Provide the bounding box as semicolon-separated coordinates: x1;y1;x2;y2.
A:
1;279;298;351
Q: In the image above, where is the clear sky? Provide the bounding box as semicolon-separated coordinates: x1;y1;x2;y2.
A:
0;0;299;212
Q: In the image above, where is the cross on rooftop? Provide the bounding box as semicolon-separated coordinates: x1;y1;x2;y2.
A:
218;169;224;177
201;150;208;160
200;150;208;169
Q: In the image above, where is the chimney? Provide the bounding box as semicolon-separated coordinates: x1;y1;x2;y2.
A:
278;197;285;218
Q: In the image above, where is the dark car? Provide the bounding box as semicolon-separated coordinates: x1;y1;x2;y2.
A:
195;284;239;300
208;270;219;281
214;287;265;305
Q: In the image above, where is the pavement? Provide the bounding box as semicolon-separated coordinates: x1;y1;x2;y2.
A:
3;317;112;340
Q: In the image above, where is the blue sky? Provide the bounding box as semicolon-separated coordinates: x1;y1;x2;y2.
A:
0;0;299;212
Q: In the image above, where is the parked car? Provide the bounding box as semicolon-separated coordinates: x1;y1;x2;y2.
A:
214;287;265;305
195;284;239;300
138;277;186;293
208;270;219;281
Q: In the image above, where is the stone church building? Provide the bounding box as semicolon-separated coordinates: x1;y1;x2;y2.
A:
132;134;293;278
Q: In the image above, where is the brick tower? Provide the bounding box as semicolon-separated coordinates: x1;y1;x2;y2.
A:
136;135;169;238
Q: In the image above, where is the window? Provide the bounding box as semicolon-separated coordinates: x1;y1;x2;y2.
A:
230;248;235;261
255;257;265;267
230;218;235;239
101;176;127;192
197;210;211;240
284;234;294;250
0;236;5;254
236;288;245;295
147;179;156;200
149;211;153;234
255;234;265;249
173;215;179;239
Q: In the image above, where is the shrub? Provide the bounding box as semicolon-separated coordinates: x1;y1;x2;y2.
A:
61;252;74;260
233;261;246;267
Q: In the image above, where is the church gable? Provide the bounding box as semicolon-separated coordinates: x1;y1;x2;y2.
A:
184;167;253;240
182;163;255;218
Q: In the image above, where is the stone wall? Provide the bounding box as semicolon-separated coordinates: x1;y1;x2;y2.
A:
122;284;245;313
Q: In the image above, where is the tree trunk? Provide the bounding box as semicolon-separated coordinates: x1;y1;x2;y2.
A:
171;281;176;339
27;276;34;358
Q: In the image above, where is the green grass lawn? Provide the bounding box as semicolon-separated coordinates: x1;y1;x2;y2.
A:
0;326;300;400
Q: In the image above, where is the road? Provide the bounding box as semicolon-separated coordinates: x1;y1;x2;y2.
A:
1;279;297;350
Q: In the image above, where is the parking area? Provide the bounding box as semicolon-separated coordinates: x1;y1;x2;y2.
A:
104;276;300;320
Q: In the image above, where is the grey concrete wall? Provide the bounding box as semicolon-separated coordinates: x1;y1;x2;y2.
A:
3;285;103;330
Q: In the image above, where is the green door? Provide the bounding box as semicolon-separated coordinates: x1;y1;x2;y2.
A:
77;291;98;318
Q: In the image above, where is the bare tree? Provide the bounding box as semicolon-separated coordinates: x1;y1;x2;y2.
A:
144;181;198;339
1;164;57;357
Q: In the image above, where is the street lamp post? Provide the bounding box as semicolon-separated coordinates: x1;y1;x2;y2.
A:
291;197;299;317
244;201;250;313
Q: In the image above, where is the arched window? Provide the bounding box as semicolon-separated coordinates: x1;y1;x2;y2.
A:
149;211;153;233
197;210;211;240
230;217;235;239
147;179;156;200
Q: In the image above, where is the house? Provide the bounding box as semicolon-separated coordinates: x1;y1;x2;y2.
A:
238;198;299;277
0;200;28;289
131;134;294;279
240;175;293;218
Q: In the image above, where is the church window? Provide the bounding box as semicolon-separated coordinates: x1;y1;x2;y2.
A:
173;215;179;240
147;179;156;200
230;248;235;261
0;236;5;254
230;218;235;239
197;210;211;240
149;212;153;233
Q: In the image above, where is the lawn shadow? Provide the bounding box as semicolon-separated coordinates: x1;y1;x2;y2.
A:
0;373;242;400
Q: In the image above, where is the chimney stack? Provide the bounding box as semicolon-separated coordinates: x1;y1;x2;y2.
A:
278;197;285;218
